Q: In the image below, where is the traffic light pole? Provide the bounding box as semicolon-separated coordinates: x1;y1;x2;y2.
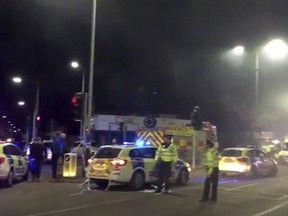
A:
32;84;40;138
82;93;88;143
192;130;196;170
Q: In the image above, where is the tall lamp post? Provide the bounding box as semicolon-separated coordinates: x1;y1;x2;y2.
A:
71;61;85;93
232;39;288;147
87;0;97;136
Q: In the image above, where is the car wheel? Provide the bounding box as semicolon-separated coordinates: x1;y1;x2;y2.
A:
177;168;189;185
3;169;14;188
249;165;259;178
268;165;278;177
22;167;29;181
94;180;109;188
129;171;145;190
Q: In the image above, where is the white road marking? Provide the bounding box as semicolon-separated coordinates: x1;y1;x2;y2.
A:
252;199;288;216
25;199;126;216
224;183;258;191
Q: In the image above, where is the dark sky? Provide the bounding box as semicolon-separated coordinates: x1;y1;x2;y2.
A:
1;0;288;140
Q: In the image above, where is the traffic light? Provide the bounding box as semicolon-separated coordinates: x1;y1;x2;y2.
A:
72;92;84;121
36;114;41;128
191;106;202;131
119;122;124;132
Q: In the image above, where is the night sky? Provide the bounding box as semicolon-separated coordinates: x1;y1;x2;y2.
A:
1;0;288;143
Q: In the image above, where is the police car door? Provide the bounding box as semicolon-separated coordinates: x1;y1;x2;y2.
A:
7;145;26;176
142;148;157;182
253;150;266;172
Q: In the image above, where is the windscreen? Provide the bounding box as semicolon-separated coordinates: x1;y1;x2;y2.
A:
95;147;121;158
221;149;242;157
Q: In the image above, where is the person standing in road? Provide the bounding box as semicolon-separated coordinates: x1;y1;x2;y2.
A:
155;134;178;194
29;137;45;182
51;131;64;180
199;140;220;202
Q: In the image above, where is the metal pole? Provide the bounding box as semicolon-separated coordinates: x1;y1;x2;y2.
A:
25;116;30;147
255;51;259;148
82;72;85;93
82;93;88;142
87;0;97;129
32;84;40;138
192;130;196;170
80;72;85;141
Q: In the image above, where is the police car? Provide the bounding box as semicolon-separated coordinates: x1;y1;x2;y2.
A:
219;147;278;177
0;143;29;187
87;144;191;190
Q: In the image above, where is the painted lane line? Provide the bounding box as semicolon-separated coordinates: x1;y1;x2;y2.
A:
224;183;258;191
252;199;288;216
25;199;126;216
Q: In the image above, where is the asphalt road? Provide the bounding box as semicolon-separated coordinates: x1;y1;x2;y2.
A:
2;165;288;216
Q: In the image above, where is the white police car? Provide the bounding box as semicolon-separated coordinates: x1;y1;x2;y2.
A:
0;143;29;187
87;144;191;190
219;147;278;177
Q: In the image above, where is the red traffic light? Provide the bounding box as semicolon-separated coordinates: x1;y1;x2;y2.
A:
72;96;77;104
36;115;41;121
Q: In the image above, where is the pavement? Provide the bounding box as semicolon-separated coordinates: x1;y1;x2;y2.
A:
2;165;288;216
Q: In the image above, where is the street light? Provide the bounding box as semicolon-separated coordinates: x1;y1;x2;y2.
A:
11;76;40;138
264;39;288;59
12;77;22;84
71;61;79;69
232;46;245;55
70;60;85;93
18;101;25;106
232;39;288;147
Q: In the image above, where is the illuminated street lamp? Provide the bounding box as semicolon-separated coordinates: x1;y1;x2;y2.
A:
264;39;288;59
70;60;85;93
12;77;22;84
18;101;25;106
232;46;245;55
11;76;39;137
2;116;7;119
71;61;79;69
232;39;288;147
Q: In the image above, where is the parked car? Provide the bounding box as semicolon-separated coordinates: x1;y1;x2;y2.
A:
219;147;278;177
0;143;29;187
87;144;191;190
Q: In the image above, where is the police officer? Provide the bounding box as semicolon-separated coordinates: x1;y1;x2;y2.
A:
29;137;45;182
155;134;178;194
199;140;219;202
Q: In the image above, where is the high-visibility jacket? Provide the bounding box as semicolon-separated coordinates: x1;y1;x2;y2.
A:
155;142;178;162
202;148;219;175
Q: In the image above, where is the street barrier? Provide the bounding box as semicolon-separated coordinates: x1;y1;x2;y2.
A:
63;153;77;177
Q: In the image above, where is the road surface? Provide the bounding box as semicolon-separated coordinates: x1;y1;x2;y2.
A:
1;165;288;216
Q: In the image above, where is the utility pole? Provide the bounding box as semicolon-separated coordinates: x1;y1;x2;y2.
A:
32;84;40;138
87;0;97;138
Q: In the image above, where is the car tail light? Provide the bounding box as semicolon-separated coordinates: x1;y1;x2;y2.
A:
110;159;127;167
237;157;248;163
0;157;5;165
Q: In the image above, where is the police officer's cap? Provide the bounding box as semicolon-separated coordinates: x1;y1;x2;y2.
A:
164;134;173;139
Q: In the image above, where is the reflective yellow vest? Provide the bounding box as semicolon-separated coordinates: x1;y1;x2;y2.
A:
202;148;219;175
155;143;178;162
